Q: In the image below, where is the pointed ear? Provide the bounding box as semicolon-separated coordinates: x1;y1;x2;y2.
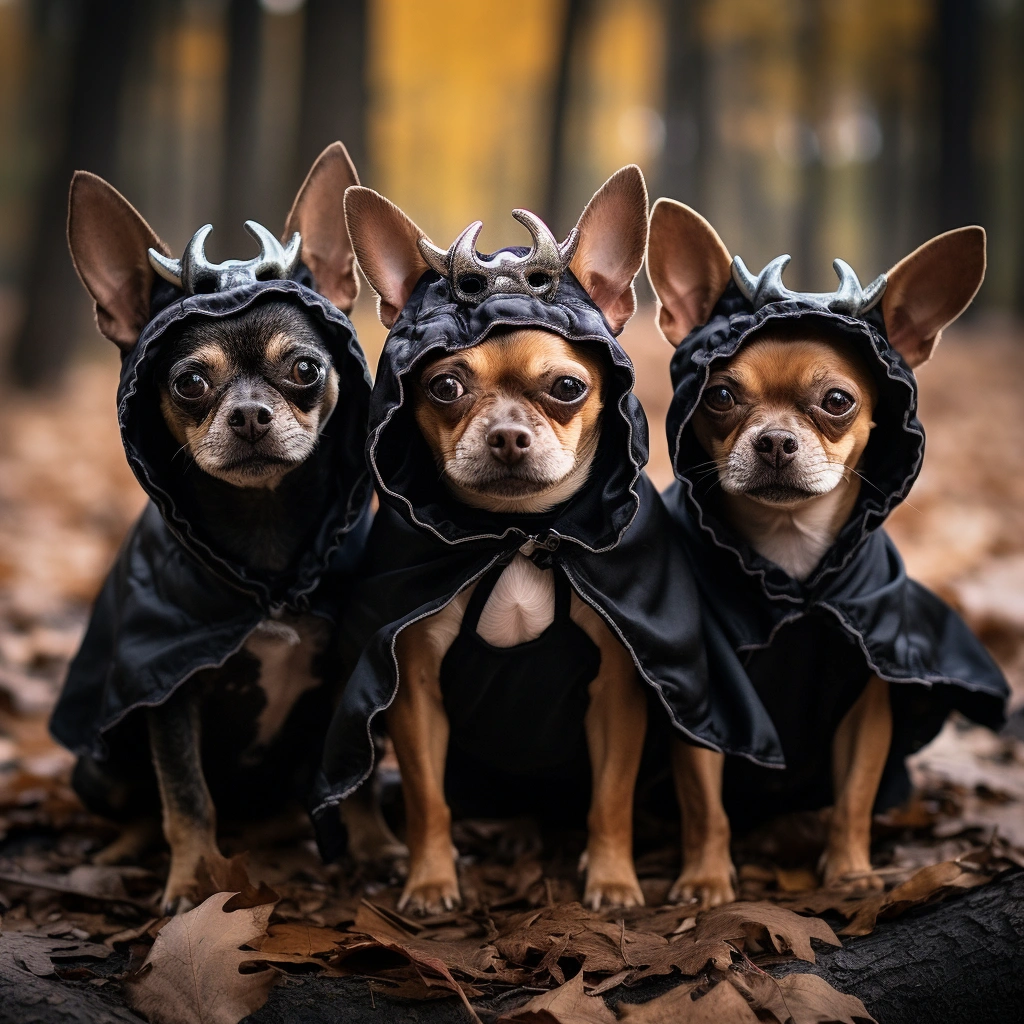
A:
284;141;361;313
646;198;732;346
880;226;986;368
67;171;168;350
344;186;430;328
568;165;649;334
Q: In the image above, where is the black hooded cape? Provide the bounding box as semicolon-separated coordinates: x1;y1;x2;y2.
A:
662;285;1008;829
312;266;784;858
50;273;373;817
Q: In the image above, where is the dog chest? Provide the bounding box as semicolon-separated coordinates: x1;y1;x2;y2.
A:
241;613;330;748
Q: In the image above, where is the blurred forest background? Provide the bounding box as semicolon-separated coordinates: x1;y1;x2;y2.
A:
0;0;1022;720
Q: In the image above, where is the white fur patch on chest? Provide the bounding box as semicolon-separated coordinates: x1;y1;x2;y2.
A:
475;554;555;647
242;613;329;748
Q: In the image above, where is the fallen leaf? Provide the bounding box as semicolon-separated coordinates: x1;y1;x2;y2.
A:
500;971;617;1023
763;972;876;1023
0;930;112;977
254;922;348;956
125;891;278;1024
618;977;759;1023
194;853;278;910
695;903;840;963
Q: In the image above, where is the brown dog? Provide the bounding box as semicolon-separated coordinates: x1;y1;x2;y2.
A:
648;200;987;895
345;169;652;913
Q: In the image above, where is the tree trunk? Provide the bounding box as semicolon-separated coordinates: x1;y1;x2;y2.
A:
220;0;263;259
295;0;368;187
9;0;141;388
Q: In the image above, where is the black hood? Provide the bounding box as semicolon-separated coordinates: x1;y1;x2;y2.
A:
666;283;923;594
312;261;783;856
662;285;1007;827
52;271;373;784
119;271;373;607
368;258;646;553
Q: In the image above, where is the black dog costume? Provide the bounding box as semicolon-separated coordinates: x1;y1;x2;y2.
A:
312;257;783;858
51;269;372;821
662;281;1008;831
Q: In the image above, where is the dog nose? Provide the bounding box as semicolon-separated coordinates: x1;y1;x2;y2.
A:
228;401;273;441
487;423;532;465
753;429;798;468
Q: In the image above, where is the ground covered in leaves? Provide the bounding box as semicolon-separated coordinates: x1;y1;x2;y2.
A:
0;322;1023;1023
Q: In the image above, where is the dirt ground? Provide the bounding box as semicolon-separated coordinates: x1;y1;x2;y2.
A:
0;312;1021;1023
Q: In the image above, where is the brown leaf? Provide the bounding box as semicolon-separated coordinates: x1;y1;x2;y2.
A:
125;891;278;1024
500;971;617;1023
194;853;278;910
765;972;876;1023
253;922;348;956
695;903;839;963
618;977;759;1023
0;930;112;977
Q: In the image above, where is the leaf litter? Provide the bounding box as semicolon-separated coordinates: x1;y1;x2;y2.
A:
0;340;1022;1022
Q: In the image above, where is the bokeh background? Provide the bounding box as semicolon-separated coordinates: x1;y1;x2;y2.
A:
0;0;1021;757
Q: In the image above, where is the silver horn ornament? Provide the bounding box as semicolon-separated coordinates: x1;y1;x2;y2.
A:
417;209;579;305
148;220;302;295
731;254;886;317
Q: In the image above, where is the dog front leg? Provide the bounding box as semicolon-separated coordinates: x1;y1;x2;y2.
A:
575;605;647;910
669;743;735;908
387;624;459;914
822;675;892;891
147;687;229;914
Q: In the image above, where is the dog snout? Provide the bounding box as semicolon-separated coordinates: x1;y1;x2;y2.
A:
228;400;274;442
486;422;533;465
752;428;798;468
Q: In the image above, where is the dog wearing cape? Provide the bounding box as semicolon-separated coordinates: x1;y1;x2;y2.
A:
50;144;403;913
311;167;784;914
647;200;1008;896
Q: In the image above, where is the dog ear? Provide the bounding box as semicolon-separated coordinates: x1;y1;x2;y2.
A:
569;165;649;334
646;198;732;346
881;226;986;368
284;141;360;313
344;187;430;328
67;171;169;350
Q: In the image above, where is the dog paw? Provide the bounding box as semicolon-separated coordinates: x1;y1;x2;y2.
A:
668;866;736;909
159;876;199;917
820;850;883;892
583;876;645;910
397;876;462;916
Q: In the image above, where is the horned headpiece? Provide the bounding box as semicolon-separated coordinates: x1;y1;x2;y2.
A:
148;221;302;295
731;254;886;318
418;209;579;305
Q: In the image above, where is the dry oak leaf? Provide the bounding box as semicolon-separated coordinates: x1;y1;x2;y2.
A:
618;977;759;1023
755;972;877;1024
125;891;277;1024
695;902;839;963
499;971;617;1024
253;922;348;956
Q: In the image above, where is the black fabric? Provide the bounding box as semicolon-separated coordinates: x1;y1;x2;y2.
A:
312;262;784;859
662;283;1008;829
50;272;373;817
440;563;600;776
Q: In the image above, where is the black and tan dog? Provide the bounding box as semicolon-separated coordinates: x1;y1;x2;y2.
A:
310;169;784;915
51;144;402;913
648;201;1008;896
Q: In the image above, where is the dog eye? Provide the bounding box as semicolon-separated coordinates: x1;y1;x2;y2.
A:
703;386;735;412
549;376;587;403
173;372;209;401
427;374;465;403
822;389;854;415
291;358;322;386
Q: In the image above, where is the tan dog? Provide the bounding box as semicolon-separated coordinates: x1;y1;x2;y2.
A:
345;168;653;913
648;199;986;895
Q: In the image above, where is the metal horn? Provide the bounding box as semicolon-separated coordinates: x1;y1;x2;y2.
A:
417;210;578;305
147;220;303;295
730;253;886;317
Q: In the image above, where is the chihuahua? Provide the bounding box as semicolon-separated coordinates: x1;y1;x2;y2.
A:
343;168;653;913
648;199;989;895
60;145;401;912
